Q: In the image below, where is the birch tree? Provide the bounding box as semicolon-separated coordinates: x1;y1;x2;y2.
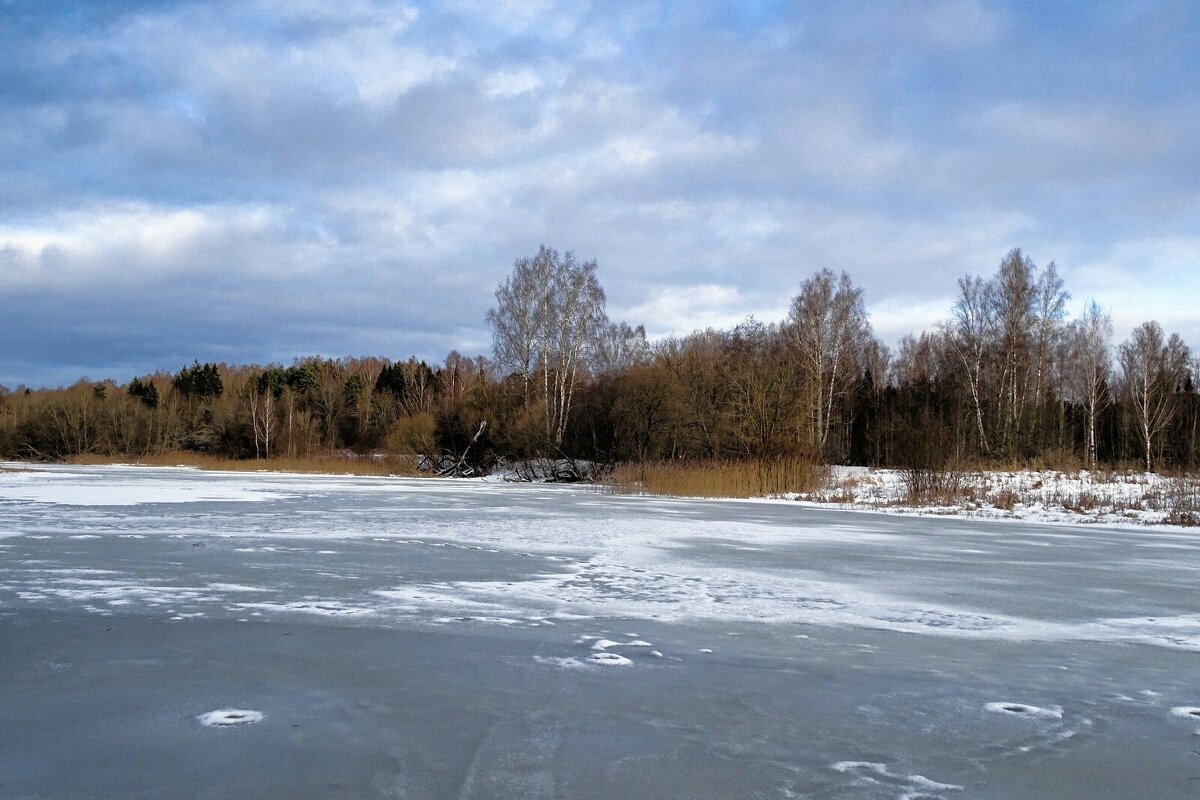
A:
487;247;556;408
541;252;607;446
1030;261;1069;415
946;275;993;453
1118;321;1190;471
1060;302;1111;467
785;270;870;457
488;246;609;448
988;249;1037;450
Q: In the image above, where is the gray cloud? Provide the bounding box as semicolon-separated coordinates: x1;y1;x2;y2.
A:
2;0;1198;388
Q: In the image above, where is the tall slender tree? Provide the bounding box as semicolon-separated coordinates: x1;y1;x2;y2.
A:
1060;302;1112;467
785;270;870;457
946;275;993;454
1119;321;1190;471
488;246;608;448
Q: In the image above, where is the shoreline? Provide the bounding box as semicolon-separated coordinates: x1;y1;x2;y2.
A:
5;458;1199;531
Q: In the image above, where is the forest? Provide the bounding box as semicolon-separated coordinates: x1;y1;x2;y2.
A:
2;246;1198;481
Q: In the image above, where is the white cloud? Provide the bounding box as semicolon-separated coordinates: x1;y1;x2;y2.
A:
441;0;583;37
868;297;956;347
0;203;315;290
116;3;453;110
977;103;1175;162
1067;236;1200;346
622;284;780;339
484;68;545;98
919;0;1007;48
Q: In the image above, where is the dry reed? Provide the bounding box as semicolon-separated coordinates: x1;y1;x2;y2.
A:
68;452;420;477
605;458;827;499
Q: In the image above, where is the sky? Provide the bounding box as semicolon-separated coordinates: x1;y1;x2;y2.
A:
2;0;1199;389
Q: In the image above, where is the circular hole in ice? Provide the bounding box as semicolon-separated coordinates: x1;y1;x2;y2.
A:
984;702;1062;719
197;709;264;727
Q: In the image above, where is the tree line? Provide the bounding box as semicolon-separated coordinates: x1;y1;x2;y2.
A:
1;246;1197;474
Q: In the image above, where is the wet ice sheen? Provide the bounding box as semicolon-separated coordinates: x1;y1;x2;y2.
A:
2;464;1199;798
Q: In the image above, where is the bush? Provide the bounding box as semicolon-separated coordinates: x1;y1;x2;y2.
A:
386;413;438;462
1165;477;1200;526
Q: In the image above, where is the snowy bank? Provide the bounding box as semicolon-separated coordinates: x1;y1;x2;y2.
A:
785;466;1200;528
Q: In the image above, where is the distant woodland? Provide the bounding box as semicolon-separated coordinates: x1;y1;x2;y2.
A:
2;246;1198;476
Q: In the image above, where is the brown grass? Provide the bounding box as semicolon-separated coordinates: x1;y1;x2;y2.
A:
1165;477;1200;526
992;489;1018;511
604;457;827;499
67;451;420;477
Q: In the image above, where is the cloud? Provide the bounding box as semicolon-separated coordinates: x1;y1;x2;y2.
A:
917;0;1007;48
0;203;291;290
1066;236;1200;347
1;0;1198;387
622;284;775;339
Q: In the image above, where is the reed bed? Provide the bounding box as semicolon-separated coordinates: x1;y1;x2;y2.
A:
67;452;420;477
605;457;827;499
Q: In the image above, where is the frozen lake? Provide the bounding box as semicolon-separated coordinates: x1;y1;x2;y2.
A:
2;464;1198;799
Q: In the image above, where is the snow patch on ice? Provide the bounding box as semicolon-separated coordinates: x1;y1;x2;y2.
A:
234;600;372;617
1169;706;1200;719
206;583;264;593
532;656;588;669
0;469;288;506
831;761;961;796
433;615;529;627
197;709;263;727
587;651;632;666
591;638;652;651
15;578;208;607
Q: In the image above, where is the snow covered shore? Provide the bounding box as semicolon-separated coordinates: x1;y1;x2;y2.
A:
789;466;1200;528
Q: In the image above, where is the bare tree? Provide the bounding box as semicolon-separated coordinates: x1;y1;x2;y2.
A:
785;270;870;457
542;252;607;446
439;350;469;404
861;337;892;390
893;331;948;387
1119;321;1190;471
486;247;555;408
487;246;609;448
1060;301;1112;467
988;249;1037;450
946;274;993;453
1030;260;1069;415
594;322;650;375
247;380;274;459
727;319;799;457
659;330;728;457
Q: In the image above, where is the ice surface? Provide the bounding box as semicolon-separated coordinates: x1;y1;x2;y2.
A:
2;464;1199;798
0;465;289;506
